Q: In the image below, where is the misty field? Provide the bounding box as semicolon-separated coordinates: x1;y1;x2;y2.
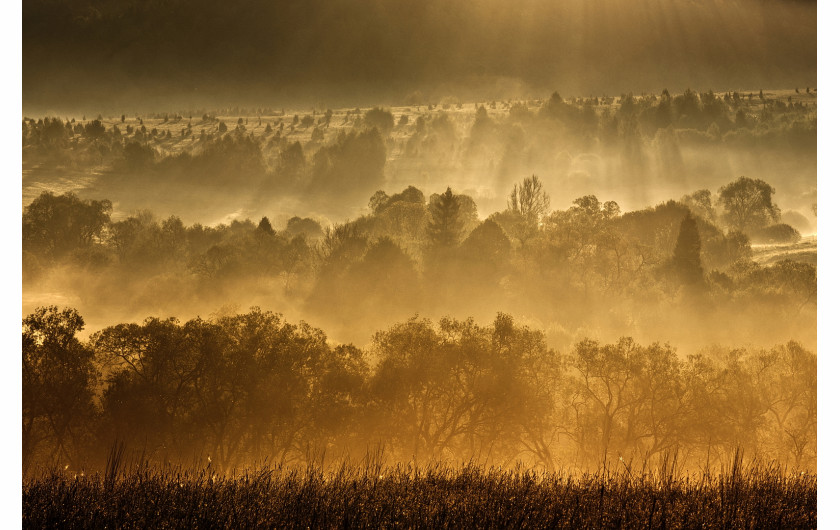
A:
24;458;816;529
22;86;817;471
22;88;817;347
21;0;820;525
23;89;817;226
22;85;819;528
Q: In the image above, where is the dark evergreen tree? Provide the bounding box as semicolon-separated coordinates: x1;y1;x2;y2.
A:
426;187;463;250
673;213;704;286
257;216;275;236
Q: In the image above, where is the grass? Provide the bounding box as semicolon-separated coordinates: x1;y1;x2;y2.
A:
24;455;816;529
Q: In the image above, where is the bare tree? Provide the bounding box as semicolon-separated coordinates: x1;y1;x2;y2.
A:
508;175;550;225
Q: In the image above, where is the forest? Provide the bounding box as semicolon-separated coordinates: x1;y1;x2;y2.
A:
22;98;817;479
22;88;817;351
22;86;817;479
24;304;816;476
20;0;820;524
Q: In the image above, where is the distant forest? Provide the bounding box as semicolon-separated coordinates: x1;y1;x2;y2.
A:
23;87;816;223
23;89;816;347
23;171;816;348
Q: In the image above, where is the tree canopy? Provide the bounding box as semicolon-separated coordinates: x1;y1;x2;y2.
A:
23;192;112;259
673;213;704;286
426;187;463;251
718;177;780;233
508;175;550;225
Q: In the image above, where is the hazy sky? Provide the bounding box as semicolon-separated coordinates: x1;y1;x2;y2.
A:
22;0;815;113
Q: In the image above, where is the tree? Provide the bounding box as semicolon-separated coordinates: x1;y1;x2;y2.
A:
369;190;390;213
456;219;512;296
717;177;780;233
680;189;715;222
123;141;155;171
23;307;97;472
469;105;494;145
368;189;429;253
285;216;323;239
83;119;106;139
93;317;201;459
203;310;343;468
427;187;463;250
768;341;817;469
325;237;420;339
751;223;801;244
459;220;511;269
508;175;550;225
108;211;187;271
364;107;395;136
655;89;673;128
561;337;687;466
23;192;112;259
280;141;305;179
257;216;275;236
369;314;552;464
310;129;386;200
370;186;426;215
673;213;704;286
93;309;349;470
494;175;551;246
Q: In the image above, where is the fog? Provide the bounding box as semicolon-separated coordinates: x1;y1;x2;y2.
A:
22;0;816;477
23;96;815;342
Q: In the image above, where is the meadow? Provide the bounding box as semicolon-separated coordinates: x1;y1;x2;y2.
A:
24;454;816;529
21;0;820;524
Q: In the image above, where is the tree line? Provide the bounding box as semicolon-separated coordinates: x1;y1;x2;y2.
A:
23;305;815;476
23;173;815;347
22;87;815;195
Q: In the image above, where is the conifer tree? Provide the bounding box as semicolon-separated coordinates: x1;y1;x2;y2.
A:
427;187;463;250
673;213;704;285
257;216;275;236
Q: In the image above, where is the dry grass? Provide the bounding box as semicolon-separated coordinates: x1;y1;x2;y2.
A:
24;453;816;529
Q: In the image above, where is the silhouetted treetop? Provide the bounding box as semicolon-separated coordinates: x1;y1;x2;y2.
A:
427;187;463;250
23;192;112;259
258;216;276;236
285;217;324;240
673;213;705;286
364;107;395;136
718;177;780;233
508;175;550;225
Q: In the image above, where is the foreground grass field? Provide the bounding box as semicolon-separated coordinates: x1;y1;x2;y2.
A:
24;458;816;529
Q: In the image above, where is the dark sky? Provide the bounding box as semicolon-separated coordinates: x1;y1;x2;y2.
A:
22;0;816;113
